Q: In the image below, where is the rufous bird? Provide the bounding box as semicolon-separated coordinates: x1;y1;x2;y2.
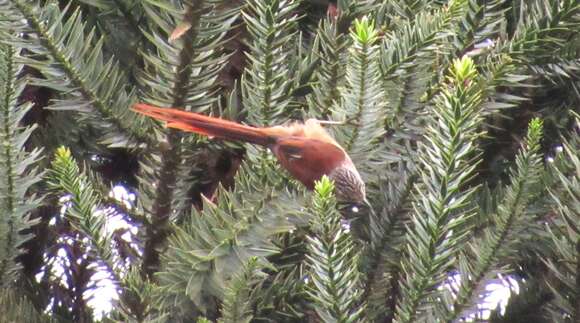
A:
132;104;366;204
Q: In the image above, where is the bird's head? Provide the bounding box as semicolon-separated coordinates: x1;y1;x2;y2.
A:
328;163;366;205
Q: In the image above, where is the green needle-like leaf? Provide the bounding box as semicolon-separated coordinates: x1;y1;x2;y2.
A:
306;176;365;323
449;118;545;321
394;56;484;322
0;43;43;285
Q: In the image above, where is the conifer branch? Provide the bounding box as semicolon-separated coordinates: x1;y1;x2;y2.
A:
471;0;508;43
364;169;416;320
508;0;580;64
394;57;484;322
137;0;240;277
47;147;120;284
308;18;349;118
242;0;300;125
543;114;579;322
76;0;146;73
423;0;580;106
0;289;55;323
381;0;466;80
251;261;307;321
219;257;264;323
380;0;467;156
335;17;386;171
0;0;150;145
0;43;43;284
112;267;162;321
155;160;298;314
307;0;374;118
0;1;577;321
477;54;530;114
452;0;507;55
306;176;365;322
448;118;545;321
389;0;433;20
77;0;143;35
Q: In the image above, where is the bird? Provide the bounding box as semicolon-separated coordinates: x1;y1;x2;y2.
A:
131;103;366;204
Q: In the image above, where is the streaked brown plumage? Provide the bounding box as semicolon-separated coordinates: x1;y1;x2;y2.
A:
132;103;365;203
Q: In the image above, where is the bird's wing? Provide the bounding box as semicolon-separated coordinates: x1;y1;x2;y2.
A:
265;120;341;148
272;137;346;189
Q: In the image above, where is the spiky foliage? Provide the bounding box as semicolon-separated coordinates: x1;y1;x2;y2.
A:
0;43;43;284
376;1;471;196
44;147;123;322
449;118;545;321
0;289;56;323
387;0;437;21
306;176;364;322
507;0;580;64
543;114;579;322
381;0;467;80
394;57;484;322
242;0;301;124
134;0;241;279
307;0;377;118
74;0;145;74
353;4;475;317
219;257;264;323
363;164;416;321
47;147;118;282
250;263;308;321
0;0;150;146
0;0;579;322
308;16;349;118
109;267;161;322
139;0;238;110
333;16;386;174
154;158;301;317
47;147;164;322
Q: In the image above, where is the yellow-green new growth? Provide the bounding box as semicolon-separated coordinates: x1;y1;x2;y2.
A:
526;118;544;143
54;146;72;160
307;175;365;322
450;56;477;83
352;16;378;45
313;175;335;200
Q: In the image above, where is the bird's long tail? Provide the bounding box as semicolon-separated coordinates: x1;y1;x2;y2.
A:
132;103;275;146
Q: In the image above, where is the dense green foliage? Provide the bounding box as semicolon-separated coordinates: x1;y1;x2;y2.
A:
0;0;578;322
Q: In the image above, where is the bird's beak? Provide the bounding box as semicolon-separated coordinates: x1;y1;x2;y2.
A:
363;197;377;218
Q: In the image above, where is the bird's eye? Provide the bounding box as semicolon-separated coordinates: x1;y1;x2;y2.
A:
338;202;366;218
